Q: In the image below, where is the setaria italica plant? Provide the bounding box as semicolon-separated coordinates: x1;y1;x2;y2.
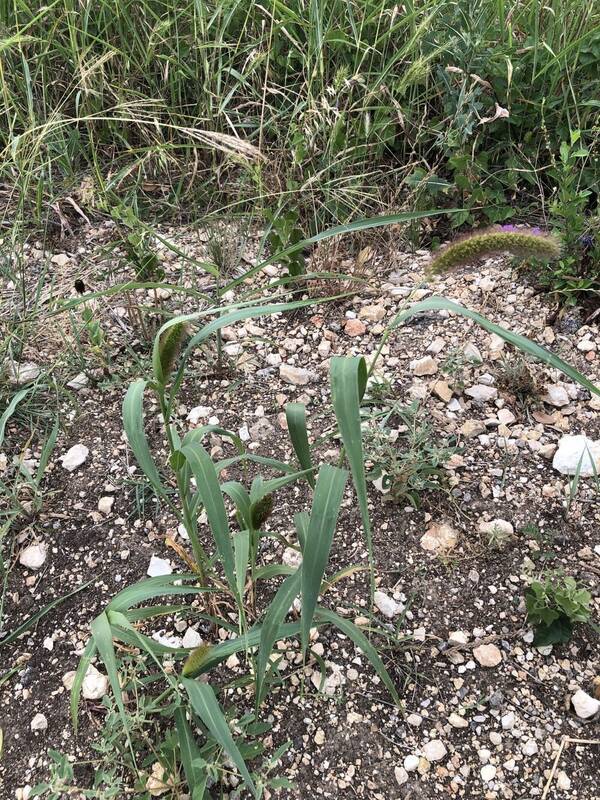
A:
429;225;562;274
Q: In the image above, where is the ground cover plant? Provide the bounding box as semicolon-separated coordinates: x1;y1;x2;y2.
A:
1;1;600;798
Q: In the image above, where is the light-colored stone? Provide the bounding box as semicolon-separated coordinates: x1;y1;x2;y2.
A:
394;766;409;786
30;713;48;732
481;764;496;783
182;627;203;649
410;356;438;376
279;364;314;385
465;385;498;403
7;361;41;385
543;384;570;407
463;343;482;363
448;712;468;728
432;380;453;403
571;689;600;719
60;443;89;471
552;435;600;477
19;543;47;570
420;522;458;554
404;755;420;772
460;420;486;438
187;406;212;424
473;643;502;668
359;304;386;322
374;591;404;619
67;372;89;390
147;556;172;577
422;740;447;762
51;253;70;266
97;496;114;515
478;519;514;539
81;664;109;700
521;738;538;756
344;318;366;337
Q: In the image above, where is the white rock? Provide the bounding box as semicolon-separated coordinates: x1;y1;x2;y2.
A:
448;712;468;728
182;628;203;649
62;664;108;700
404;755;420;772
420;522;458;554
479;519;514;539
51;253;70;266
249;417;275;441
422;740;447;762
374;590;404;619
488;334;505;353
552;435;600;477
481;764;496;783
282;547;303;569
410;356;438;376
187;406;212;424
465;385;498;403
556;771;571;790
473;643;503;667
30;713;48;732
521;738;538;756
463;343;482;363
147;556;172;577
60;444;89;471
501;712;515;730
279;364;315;385
543;384;569;407
394;766;408;786
67;372;89;390
571;689;600;719
407;713;423;727
448;630;469;645
19;543;47;570
7;361;41;385
97;496;114;515
359;304;386;322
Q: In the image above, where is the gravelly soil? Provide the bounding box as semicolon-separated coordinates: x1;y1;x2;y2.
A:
1;223;599;800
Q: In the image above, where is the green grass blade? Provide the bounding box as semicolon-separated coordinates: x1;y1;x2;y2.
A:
285;403;315;488
391;297;600;396
70;637;97;733
315;607;400;705
256;569;301;710
175;707;209;800
107;574;206;612
90;612;127;723
1;579;92;647
330;356;373;589
181;443;236;593
181;680;258;798
233;530;250;600
122;379;167;498
300;465;348;656
294;511;309;551
0;388;30;445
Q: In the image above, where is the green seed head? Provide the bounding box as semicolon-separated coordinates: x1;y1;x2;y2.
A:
181;643;212;678
155;322;187;384
429;228;562;275
250;493;274;529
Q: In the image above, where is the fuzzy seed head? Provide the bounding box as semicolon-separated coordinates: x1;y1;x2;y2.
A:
181;643;212;678
250;493;274;529
429;227;562;275
156;322;187;384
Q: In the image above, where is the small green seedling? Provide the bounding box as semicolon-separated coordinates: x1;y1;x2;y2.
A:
525;572;592;646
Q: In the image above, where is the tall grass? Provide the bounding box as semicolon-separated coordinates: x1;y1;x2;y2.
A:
1;0;598;230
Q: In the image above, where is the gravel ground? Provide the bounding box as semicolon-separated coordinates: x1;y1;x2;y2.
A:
1;222;599;800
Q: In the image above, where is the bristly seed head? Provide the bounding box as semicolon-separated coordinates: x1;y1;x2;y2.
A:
428;226;562;275
156;321;187;385
181;643;212;678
